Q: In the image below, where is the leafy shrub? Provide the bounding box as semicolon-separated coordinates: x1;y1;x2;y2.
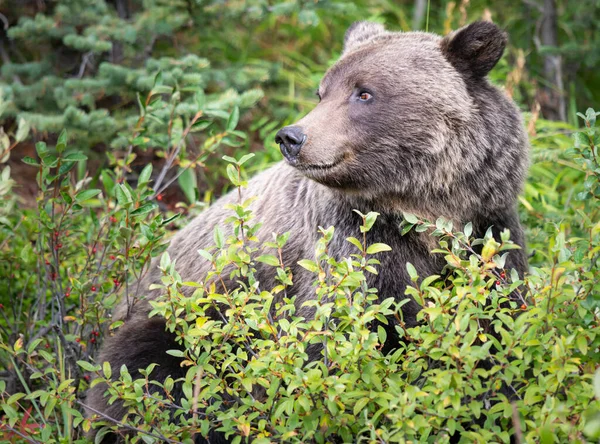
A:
1;109;600;443
0;77;244;441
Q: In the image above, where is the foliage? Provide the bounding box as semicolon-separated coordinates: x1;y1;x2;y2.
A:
1;1;600;442
0;107;599;441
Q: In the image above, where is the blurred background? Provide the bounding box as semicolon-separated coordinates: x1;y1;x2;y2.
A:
0;0;598;208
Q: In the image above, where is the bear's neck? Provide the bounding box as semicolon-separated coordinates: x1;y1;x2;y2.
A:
292;172;460;230
324;183;463;227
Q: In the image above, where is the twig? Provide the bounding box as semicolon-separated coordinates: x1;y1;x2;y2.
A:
192;367;203;422
53;325;80;381
153;150;207;198
0;425;42;444
152;111;203;196
77;400;183;443
77;51;94;79
142;392;209;418
511;402;524;444
26;324;54;347
0;13;8;30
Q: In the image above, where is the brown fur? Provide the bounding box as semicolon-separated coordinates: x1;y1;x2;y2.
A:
88;21;529;443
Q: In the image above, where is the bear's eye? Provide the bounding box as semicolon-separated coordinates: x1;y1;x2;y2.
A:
358;91;373;102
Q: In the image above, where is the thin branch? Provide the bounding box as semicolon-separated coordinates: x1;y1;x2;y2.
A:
511;402;524;444
76;400;184;444
77;51;94;79
153;150;207;198
0;425;42;444
152;111;203;198
53;325;80;381
0;13;8;30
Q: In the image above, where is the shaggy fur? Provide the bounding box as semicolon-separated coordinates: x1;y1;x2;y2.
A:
88;21;529;442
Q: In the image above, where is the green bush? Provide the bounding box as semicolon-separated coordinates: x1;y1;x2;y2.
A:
1;108;600;442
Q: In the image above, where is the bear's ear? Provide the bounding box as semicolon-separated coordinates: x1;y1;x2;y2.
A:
440;21;507;78
343;21;386;54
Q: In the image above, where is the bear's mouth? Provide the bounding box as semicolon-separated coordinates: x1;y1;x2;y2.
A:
293;154;348;173
296;160;341;171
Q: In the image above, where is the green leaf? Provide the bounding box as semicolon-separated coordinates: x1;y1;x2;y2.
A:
131;202;158;217
60;190;73;205
0;130;9;163
573;131;588;149
403;212;419;224
190;120;212;132
577;335;588;355
131;135;148;147
159;252;171;270
59;161;77;175
238;153;255;166
377;325;387;344
115;184;132;206
420;274;439;289
101;170;115;196
594;369;600;400
540;426;554;444
256;255;280;267
166;349;184;357
227;106;240;131
195;90;206;110
21;156;40;167
353;397;370;416
77;361;99;373
35;141;49;158
138;163;153;186
298;259;318;273
364;211;379;232
102;361;112;379
406;262;418;281
178;168;197;204
42;154;58;167
226;163;238;185
585;107;597;126
15;118;30;143
214;225;225;248
346;236;364;252
151;85;173;95
7;393;26;405
154;70;163;87
75;189;101;202
464;222;473;238
56;129;68;153
161;213;181;226
63;152;88;162
136;92;146;116
20;243;35;264
197;249;213;261
366;243;392;254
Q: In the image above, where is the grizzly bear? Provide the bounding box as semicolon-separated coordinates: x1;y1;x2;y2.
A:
88;20;528;442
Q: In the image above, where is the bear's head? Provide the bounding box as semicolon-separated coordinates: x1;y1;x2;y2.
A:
275;21;528;220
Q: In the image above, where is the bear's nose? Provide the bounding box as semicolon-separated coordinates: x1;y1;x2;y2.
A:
275;126;306;163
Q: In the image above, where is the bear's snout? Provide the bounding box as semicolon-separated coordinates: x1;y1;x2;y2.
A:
275;126;306;164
